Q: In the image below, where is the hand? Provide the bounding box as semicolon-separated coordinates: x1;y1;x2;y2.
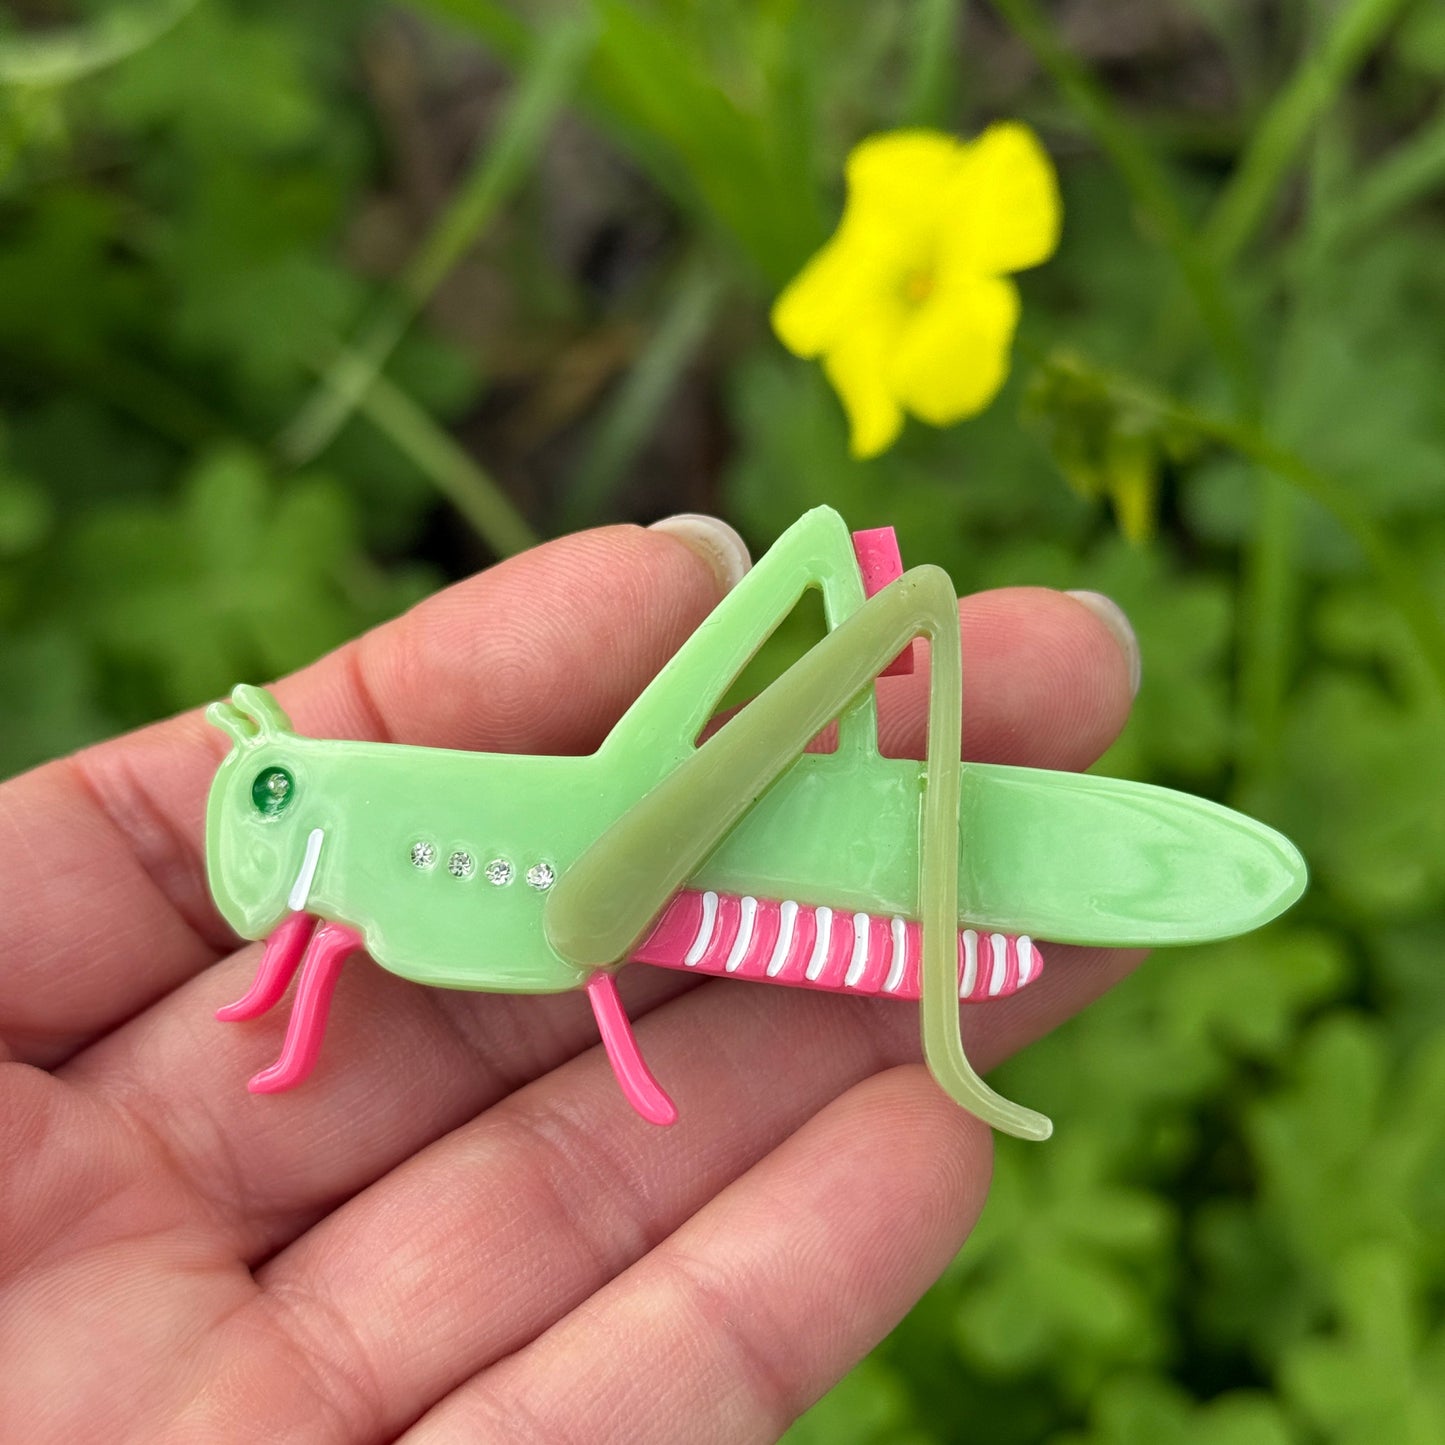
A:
0;521;1138;1443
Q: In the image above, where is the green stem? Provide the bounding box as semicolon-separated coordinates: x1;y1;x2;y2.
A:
899;0;960;128
397;13;587;309
1211;421;1445;699
356;364;539;559
1069;361;1445;701
987;0;1256;409
407;0;530;62
1200;0;1405;790
1235;103;1348;795
277;18;594;467
1237;476;1296;789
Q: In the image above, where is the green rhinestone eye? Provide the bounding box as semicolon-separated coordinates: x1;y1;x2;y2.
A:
252;766;295;818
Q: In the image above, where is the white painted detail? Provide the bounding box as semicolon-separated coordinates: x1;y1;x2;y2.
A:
1017;936;1035;986
805;906;834;981
765;900;799;978
959;929;979;999
883;917;908;994
845;912;871;988
684;891;719;966
288;828;324;912
988;932;1009;996
724;896;759;973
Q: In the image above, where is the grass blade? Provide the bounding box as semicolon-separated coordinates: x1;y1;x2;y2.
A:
1057;356;1445;704
900;0;961;128
987;0;1255;409
1335;101;1445;246
560;253;725;528
0;0;198;87
1204;0;1415;264
277;17;594;466
353;358;539;559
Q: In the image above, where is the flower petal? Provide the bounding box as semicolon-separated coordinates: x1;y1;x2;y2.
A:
772;235;881;359
844;129;962;241
889;273;1020;427
774;129;962;359
940;121;1061;276
823;310;909;459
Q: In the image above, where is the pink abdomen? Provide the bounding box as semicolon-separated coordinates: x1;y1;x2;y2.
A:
628;889;1042;1002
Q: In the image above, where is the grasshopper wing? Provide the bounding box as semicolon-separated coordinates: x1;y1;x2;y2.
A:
958;764;1307;948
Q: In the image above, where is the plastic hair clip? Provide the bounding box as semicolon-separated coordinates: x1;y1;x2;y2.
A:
205;507;1306;1140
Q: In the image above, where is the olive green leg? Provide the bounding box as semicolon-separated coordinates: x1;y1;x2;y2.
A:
911;573;1053;1143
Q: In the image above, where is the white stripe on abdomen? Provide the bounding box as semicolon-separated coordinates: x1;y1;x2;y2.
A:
631;889;1044;1003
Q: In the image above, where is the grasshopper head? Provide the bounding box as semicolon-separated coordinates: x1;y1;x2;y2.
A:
205;685;316;941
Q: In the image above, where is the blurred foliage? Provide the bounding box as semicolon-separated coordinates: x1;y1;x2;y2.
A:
2;0;1444;1440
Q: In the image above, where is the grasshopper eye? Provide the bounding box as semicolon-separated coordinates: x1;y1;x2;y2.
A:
251;766;295;819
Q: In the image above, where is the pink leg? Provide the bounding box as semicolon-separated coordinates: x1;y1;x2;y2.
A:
216;912;316;1022
585;972;678;1127
248;921;363;1094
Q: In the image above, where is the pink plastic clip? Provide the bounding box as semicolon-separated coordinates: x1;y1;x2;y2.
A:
852;528;914;677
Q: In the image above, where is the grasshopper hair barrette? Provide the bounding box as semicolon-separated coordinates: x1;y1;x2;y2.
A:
205;506;1306;1141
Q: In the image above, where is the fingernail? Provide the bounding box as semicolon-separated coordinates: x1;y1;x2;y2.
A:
1066;590;1142;697
648;513;752;594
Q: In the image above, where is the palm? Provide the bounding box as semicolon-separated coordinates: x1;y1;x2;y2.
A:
1;525;1138;1443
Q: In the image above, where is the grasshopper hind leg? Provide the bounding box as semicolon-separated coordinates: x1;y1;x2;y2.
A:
549;529;1051;1140
908;568;1055;1142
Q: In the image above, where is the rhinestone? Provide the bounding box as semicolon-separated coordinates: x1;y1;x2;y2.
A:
526;862;555;891
410;841;436;869
484;858;513;886
447;850;475;879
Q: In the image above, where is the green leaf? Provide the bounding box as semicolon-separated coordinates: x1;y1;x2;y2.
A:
1273;668;1445;917
783;1357;935;1445
52;446;429;717
0;187;146;360
1397;3;1445;76
1024;352;1196;545
951;1131;1173;1383
1199;1017;1445;1364
0;625;109;777
96;2;323;154
0;426;51;557
1282;1244;1445;1445
1056;1376;1294;1445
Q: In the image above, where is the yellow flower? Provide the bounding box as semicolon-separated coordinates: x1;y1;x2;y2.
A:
772;124;1061;459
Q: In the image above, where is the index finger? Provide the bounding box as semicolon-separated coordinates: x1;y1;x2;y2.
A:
0;524;732;1065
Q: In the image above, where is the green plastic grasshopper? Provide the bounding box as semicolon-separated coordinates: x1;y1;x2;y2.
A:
205;506;1306;1140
